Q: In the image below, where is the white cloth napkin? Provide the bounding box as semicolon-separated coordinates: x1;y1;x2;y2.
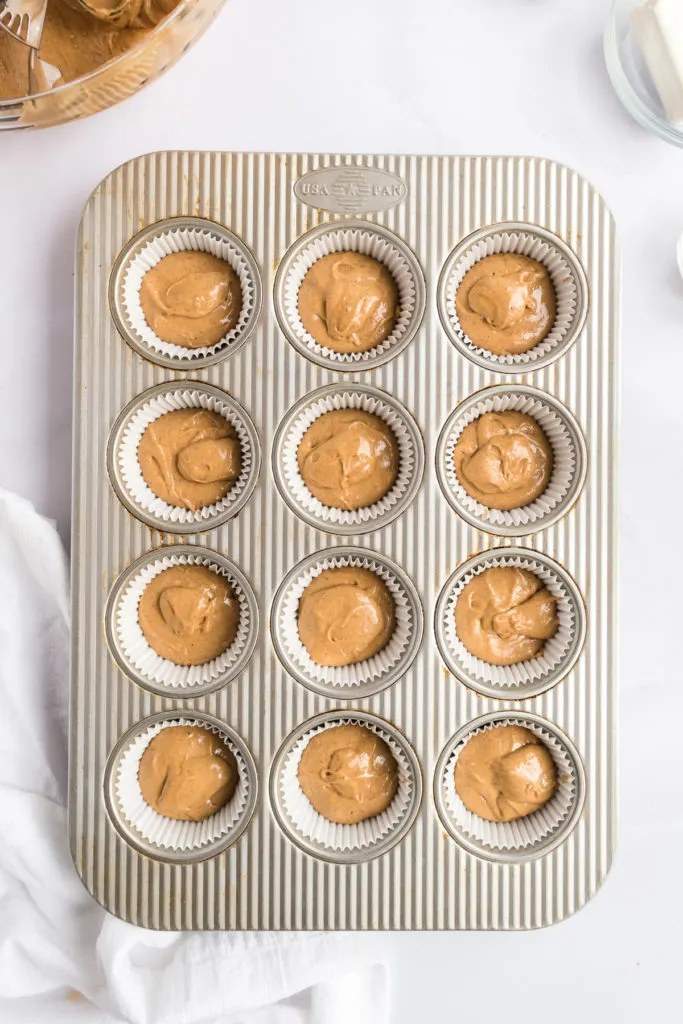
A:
0;489;388;1024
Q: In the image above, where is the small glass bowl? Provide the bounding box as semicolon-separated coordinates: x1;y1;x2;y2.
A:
605;0;683;147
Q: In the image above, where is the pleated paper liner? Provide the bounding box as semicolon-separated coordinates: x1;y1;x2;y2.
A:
436;384;587;537
272;383;425;535
437;222;588;373
107;380;261;534
435;547;586;701
434;712;585;863
274;220;426;371
270;547;423;699
105;546;259;698
109;216;262;369
104;712;258;865
269;711;422;865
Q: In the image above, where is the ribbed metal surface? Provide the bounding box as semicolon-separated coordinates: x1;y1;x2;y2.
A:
70;153;619;930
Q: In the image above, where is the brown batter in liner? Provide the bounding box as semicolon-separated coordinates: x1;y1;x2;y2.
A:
138;564;239;666
455;253;556;356
139;251;242;349
455;566;558;667
297;566;396;668
298;252;398;354
454;724;557;823
297;409;399;511
453;410;553;511
137;407;242;511
138;724;238;822
297;724;398;825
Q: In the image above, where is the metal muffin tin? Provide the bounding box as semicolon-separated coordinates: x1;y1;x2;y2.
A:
70;152;619;930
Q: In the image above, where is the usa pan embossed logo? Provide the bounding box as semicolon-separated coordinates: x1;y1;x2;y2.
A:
294;166;408;214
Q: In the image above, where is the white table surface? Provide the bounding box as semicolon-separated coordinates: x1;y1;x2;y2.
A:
1;0;681;1018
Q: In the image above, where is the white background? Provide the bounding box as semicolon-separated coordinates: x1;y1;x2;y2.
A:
1;0;682;1018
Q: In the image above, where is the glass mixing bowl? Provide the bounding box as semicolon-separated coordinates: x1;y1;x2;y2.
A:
605;0;683;147
0;0;226;131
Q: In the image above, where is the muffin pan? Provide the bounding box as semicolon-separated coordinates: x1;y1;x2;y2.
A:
70;152;619;931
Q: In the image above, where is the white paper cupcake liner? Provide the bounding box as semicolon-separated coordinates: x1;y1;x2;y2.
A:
436;548;585;699
271;549;423;697
115;220;260;364
437;385;587;535
113;717;253;853
438;223;588;371
111;549;257;694
273;384;424;534
277;716;416;854
275;223;425;370
111;383;260;529
439;715;581;855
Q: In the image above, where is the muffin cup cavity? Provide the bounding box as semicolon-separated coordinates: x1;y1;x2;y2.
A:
434;713;584;862
105;712;257;864
274;221;426;371
107;381;261;533
106;546;259;698
435;547;586;701
110;217;262;369
437;222;588;372
436;384;587;537
270;712;422;864
272;384;425;535
270;547;423;699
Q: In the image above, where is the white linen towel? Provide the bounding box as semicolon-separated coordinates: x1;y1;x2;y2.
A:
0;489;388;1024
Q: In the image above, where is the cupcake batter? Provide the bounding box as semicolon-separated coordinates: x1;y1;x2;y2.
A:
138;725;238;821
139;251;242;349
297;724;398;825
456;253;556;356
137;408;242;510
455;566;558;666
297;409;399;511
298;566;396;668
0;0;180;100
453;410;553;510
138;564;239;666
298;252;398;354
454;724;557;823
